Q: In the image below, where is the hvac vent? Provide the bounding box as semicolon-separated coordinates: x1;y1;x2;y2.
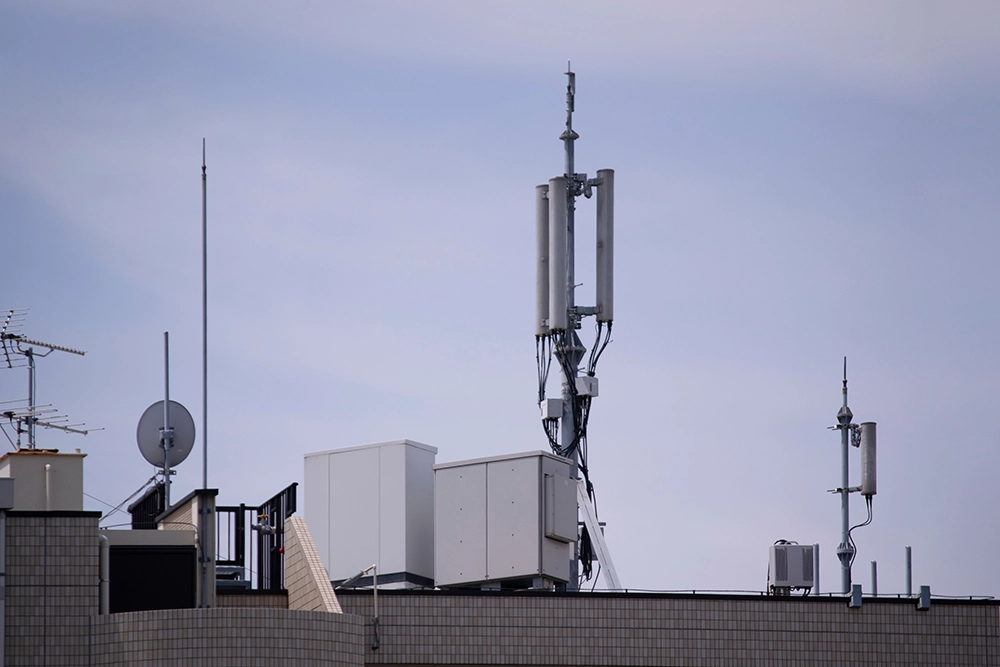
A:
769;543;814;590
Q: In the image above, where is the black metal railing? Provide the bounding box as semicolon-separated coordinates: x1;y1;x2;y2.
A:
128;483;166;530
215;503;246;567
255;482;297;591
214;482;297;590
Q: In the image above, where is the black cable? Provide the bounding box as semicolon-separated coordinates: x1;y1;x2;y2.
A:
847;496;873;570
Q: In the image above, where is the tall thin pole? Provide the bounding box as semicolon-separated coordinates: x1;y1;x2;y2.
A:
559;65;584;590
836;357;854;593
163;332;173;507
201;139;208;490
26;349;35;449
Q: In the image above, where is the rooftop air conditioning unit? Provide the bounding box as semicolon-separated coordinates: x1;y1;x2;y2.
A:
769;543;814;590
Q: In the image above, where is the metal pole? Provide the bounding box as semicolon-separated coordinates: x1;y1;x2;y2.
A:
163;332;172;507
559;66;583;590
26;349;35;449
870;560;878;597
836;358;854;593
202;139;208;491
905;546;912;596
813;543;820;595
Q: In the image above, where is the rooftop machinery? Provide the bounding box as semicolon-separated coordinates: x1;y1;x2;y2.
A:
535;68;617;590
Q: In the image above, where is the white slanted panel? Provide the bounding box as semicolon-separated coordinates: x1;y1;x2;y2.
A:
577;478;621;590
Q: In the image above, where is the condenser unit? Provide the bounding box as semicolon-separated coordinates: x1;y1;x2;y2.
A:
768;543;814;589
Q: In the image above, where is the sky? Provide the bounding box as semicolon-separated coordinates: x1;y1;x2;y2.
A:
2;2;999;598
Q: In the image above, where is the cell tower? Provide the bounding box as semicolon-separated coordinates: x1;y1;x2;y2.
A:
828;358;877;594
535;67;619;590
0;308;99;449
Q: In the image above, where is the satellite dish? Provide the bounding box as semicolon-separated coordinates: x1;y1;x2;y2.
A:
136;400;195;467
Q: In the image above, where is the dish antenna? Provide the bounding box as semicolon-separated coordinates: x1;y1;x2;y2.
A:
0;308;100;449
136;332;195;506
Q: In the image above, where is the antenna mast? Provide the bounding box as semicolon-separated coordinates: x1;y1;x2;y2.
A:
535;67;617;590
1;309;99;449
201;139;208;491
829;357;878;593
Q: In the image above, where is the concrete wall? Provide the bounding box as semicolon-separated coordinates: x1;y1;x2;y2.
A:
338;590;1000;666
89;608;365;666
5;511;101;666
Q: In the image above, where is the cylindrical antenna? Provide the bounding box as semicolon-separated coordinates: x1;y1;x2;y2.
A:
162;332;173;507
905;546;912;596
535;184;550;337
860;422;877;496
548;177;568;331
596;168;615;322
812;543;820;595
202;138;208;491
871;560;878;596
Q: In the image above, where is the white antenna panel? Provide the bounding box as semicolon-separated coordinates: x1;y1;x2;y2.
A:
535;184;550;337
860;422;876;496
547;177;567;331
596;169;614;322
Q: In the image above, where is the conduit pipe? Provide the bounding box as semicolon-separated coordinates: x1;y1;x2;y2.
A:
98;534;110;614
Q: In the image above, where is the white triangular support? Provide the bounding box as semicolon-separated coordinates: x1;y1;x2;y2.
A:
577;478;622;590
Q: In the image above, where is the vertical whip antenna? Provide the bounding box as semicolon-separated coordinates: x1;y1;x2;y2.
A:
201;139;208;490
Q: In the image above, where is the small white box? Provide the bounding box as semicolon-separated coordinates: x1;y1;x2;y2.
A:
540;398;563;420
575;375;599;397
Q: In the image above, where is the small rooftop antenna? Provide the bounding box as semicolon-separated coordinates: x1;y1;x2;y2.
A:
136;332;195;507
828;357;878;593
0;309;100;449
535;67;618;590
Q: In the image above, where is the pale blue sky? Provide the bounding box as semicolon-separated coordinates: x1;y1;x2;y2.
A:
2;2;999;596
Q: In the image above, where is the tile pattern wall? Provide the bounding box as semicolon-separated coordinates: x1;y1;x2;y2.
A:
284;516;343;613
5;513;100;666
217;590;289;608
158;498;195;531
339;592;1000;666
89;607;365;666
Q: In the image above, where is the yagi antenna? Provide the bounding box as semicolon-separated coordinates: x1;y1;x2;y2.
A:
0;309;100;449
534;69;617;591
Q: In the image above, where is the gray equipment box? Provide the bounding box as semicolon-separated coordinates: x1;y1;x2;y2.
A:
434;450;576;588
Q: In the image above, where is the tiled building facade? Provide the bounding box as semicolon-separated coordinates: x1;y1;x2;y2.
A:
337;589;1000;666
2;508;998;665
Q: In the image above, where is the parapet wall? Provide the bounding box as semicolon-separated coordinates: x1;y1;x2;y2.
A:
338;590;1000;666
89;607;365;666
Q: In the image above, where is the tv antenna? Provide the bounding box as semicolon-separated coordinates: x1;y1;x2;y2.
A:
136;332;195;507
827;357;877;593
535;66;619;591
0;308;100;449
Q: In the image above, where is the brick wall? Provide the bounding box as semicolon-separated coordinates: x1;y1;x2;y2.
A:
338;590;1000;666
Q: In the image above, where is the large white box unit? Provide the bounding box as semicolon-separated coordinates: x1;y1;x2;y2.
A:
0;450;85;511
434;450;576;588
768;543;815;590
304;440;437;588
